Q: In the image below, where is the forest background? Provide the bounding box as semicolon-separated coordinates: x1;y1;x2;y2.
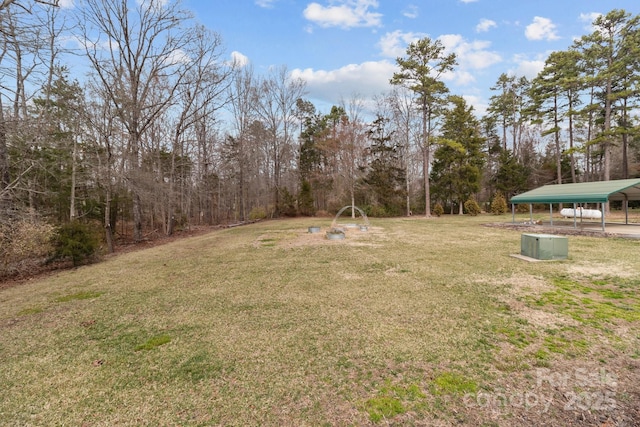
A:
0;0;639;276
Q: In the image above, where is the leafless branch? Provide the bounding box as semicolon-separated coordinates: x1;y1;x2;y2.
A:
0;0;60;12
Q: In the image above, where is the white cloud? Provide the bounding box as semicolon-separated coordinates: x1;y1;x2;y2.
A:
461;41;502;69
74;35;113;52
525;16;560;41
290;30;504;115
135;0;169;8
291;60;396;106
377;30;427;58
230;51;249;67
444;69;475;85
512;54;545;79
378;32;501;87
303;0;382;29
255;0;277;7
579;12;602;31
476;18;497;33
460;0;478;3
403;5;418;19
165;48;190;65
438;34;502;85
461;94;488;117
58;0;74;8
437;34;463;51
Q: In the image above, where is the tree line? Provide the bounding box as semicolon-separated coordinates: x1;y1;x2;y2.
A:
1;1;639;260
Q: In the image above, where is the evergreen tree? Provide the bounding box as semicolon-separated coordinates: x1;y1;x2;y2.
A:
480;115;503;204
493;148;529;199
296;99;331;212
297;179;315;216
488;73;514;151
30;66;85;221
430;96;485;214
390;37;457;217
574;9;640;182
530;50;583;184
488;74;530;156
362;115;406;216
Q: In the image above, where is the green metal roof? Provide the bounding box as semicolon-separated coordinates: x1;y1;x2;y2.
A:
510;178;640;204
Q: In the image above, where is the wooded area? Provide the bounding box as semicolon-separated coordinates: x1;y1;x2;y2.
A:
0;1;639;259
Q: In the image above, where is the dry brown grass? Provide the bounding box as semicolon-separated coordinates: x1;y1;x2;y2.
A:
0;215;638;426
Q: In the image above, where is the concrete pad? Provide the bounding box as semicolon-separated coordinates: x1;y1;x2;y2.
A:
510;253;565;262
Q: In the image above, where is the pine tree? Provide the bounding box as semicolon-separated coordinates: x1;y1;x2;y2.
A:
30;67;84;221
390;37;457;217
574;9;640;182
530;50;582;184
362;115;406;216
492;149;529;200
430;96;485;214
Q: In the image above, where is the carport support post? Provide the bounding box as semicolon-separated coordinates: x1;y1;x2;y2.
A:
529;204;533;223
601;203;605;231
573;203;577;229
625;195;629;224
549;204;553;226
511;203;515;223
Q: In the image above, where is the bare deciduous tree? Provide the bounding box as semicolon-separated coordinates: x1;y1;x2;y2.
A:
226;65;258;221
162;25;234;234
82;84;119;252
0;1;57;215
0;0;60;11
254;65;305;216
78;0;197;241
387;87;421;216
339;94;367;218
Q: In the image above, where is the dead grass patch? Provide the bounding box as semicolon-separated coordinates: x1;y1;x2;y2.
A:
566;262;638;279
1;215;638;426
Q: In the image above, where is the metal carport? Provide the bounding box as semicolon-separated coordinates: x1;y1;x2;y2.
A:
509;178;640;231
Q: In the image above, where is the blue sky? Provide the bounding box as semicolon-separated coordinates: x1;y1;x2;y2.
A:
182;0;640;116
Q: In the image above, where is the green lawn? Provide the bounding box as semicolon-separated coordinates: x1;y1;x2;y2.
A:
1;215;638;426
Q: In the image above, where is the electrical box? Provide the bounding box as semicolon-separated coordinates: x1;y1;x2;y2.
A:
521;234;568;260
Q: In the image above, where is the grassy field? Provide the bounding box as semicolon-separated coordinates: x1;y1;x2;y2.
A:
1;215;638;426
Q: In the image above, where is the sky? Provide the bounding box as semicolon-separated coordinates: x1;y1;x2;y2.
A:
180;0;640;117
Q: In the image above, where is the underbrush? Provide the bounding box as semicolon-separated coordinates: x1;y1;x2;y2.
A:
0;216;54;279
1;217;101;280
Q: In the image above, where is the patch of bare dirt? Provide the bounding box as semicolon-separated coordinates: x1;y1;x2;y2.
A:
280;226;385;249
480;273;640;426
484;274;579;329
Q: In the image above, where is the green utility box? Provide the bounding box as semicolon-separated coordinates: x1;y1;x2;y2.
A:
521;233;568;260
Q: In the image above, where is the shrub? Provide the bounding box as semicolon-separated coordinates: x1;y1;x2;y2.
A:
0;216;55;278
517;203;530;213
297;180;315;216
490;192;508;215
173;213;188;231
248;206;267;220
278;188;297;217
432;203;444;217
464;198;482;216
365;205;390;218
50;221;100;267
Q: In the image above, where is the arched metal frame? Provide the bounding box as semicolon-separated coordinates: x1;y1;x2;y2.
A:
331;206;370;230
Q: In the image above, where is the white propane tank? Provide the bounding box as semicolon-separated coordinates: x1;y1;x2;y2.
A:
560;207;602;219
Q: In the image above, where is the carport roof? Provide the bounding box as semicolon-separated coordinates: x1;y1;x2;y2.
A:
510;178;640;204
